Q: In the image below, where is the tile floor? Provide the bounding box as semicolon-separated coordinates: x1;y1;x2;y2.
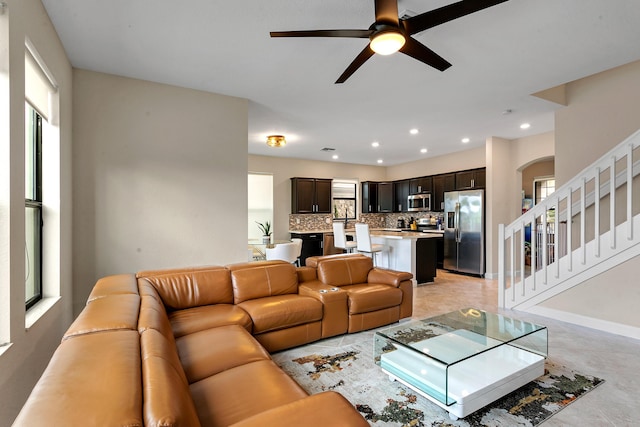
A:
302;270;640;426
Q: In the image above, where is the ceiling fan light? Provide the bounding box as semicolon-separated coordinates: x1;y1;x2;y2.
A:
370;31;405;55
266;134;286;147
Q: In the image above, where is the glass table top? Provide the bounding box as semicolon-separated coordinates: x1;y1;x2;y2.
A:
376;308;547;366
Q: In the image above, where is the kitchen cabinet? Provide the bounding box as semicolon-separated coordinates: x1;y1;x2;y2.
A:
455;168;485;190
410;176;432;194
291;178;332;214
290;232;323;266
432;173;455;212
377;182;394;212
394;180;410;212
361;181;377;213
362;181;394;213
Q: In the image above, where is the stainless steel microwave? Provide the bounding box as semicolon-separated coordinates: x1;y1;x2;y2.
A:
408;193;431;212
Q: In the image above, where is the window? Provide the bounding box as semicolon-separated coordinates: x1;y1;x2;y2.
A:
25;103;43;309
248;173;273;240
332;180;357;220
534;177;555;205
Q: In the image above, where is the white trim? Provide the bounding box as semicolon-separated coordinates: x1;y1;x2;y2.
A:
524;305;640;341
25;296;61;330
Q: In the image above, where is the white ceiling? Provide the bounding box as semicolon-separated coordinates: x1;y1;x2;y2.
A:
41;0;640;166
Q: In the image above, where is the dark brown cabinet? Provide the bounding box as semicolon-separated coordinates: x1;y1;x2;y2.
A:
362;181;394;213
291;178;332;214
394;180;410;212
410;176;432;194
432;173;456;211
455;168;485;190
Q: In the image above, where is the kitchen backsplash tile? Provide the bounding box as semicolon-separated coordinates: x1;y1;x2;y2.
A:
289;212;444;232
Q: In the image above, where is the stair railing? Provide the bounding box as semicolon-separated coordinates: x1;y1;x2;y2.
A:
499;129;640;309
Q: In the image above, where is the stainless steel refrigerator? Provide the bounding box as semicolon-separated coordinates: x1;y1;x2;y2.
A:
443;189;485;276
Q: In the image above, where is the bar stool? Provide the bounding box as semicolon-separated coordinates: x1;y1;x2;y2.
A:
291;238;303;266
265;242;299;265
333;222;357;253
355;223;384;266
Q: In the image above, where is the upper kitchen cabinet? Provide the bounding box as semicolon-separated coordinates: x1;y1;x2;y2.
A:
455;168;486;190
410;176;432;194
378;182;394;212
394;179;410;212
432;173;456;211
361;181;377;213
362;181;394;213
291;177;332;213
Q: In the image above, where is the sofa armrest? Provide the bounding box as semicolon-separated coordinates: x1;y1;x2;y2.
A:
296;266;317;283
229;391;368;427
299;282;348;338
367;268;413;288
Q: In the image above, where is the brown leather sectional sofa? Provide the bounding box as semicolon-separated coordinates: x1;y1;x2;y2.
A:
13;255;413;427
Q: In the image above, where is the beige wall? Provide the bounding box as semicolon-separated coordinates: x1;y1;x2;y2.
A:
0;1;74;425
555;60;640;186
386;146;486;181
486;132;555;277
248;155;386;240
540;60;640;323
73;70;248;314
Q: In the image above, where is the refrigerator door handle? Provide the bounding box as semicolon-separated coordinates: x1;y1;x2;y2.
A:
455;202;461;243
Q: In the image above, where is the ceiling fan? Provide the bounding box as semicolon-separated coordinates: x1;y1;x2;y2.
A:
270;0;509;84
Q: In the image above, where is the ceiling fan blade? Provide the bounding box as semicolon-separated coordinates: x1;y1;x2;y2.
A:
402;0;509;35
335;45;375;84
270;29;371;39
399;37;452;72
374;0;400;25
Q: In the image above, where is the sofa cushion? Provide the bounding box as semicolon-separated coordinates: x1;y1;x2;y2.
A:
138;294;176;343
87;273;139;302
342;283;403;314
190;360;308;427
176;325;270;383
137;265;232;309
63;294;140;339
13;330;143;427
169;304;253;338
141;329;202;427
238;295;323;334
316;256;373;287
231;263;299;304
228;391;369;427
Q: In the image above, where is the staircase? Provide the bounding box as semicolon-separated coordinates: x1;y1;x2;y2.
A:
498;130;640;319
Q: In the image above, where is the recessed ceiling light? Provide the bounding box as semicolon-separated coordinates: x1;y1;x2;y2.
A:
377;159;383;164
332;154;339;160
420;148;427;154
409;128;419;135
371;141;380;147
520;123;531;129
461;137;470;143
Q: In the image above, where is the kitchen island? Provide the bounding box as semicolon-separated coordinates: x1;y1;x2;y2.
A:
290;227;442;285
344;229;442;285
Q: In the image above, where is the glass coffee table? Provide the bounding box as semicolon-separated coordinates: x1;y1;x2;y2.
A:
374;308;547;420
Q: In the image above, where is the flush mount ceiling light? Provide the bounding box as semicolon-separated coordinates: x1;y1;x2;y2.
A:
462;137;470;143
266;135;286;147
369;28;405;55
520;123;531;130
371;141;380;147
410;128;419;135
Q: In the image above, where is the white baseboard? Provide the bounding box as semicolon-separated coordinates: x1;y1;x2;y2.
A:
524;305;640;341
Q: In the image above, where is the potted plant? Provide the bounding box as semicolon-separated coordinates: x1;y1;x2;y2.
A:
256;220;272;244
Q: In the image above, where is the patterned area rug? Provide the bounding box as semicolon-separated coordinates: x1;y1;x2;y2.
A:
272;339;604;427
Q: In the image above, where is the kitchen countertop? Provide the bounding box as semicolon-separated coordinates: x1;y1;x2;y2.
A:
289;228;443;238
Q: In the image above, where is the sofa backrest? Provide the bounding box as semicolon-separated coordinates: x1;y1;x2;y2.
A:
137;266;232;310
316;257;373;287
141;328;202;427
230;262;298;304
13;330;144;427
